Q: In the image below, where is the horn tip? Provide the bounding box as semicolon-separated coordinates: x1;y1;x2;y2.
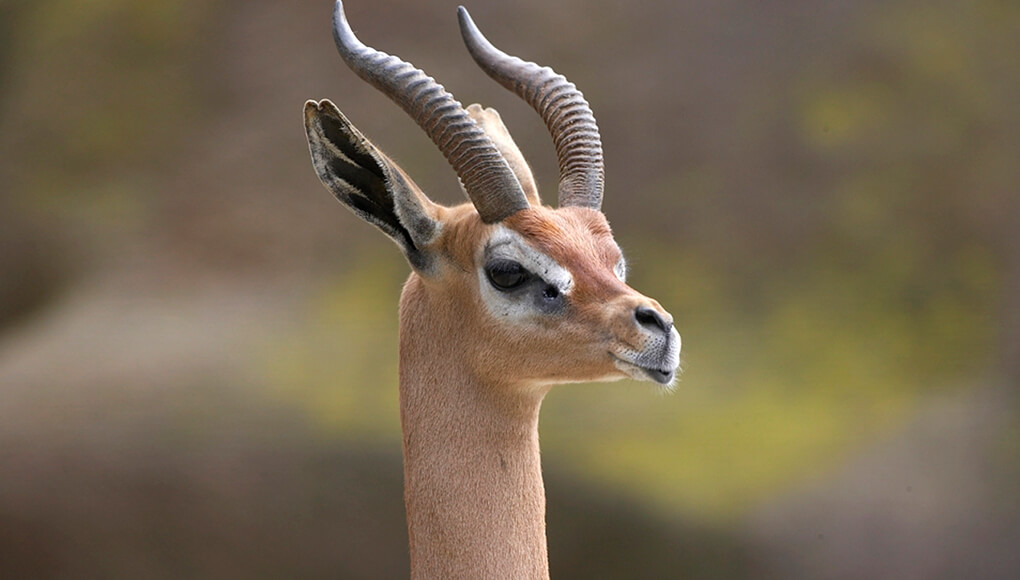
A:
457;4;493;57
332;0;358;53
456;6;471;33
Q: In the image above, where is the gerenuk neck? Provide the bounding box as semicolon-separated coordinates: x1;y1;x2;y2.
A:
397;276;550;579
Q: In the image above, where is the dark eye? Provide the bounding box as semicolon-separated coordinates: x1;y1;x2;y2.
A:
486;260;530;291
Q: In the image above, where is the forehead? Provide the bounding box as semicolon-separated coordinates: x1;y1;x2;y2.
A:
501;206;621;268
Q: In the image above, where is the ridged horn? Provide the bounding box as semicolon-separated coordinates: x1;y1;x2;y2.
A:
332;1;528;223
457;6;604;211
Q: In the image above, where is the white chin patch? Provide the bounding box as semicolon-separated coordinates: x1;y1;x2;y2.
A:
613;357;652;381
613;326;682;386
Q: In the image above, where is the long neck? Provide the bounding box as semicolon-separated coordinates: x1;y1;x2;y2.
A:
398;276;550;579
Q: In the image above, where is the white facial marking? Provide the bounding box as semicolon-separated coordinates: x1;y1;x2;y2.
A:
614;257;627;282
478;225;573;320
612;326;682;388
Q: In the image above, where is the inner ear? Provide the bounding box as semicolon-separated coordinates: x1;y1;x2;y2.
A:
311;104;413;244
317;111;408;236
305;100;441;271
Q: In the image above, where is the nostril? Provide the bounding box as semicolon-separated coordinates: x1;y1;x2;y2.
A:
634;306;671;334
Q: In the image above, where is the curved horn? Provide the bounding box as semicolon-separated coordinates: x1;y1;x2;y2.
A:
457;7;604;211
332;1;528;223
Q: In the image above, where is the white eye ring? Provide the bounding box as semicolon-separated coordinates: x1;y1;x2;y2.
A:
614;259;627;282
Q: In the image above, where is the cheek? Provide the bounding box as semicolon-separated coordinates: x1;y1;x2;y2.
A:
572;299;615;337
476;315;594;371
531;312;616;370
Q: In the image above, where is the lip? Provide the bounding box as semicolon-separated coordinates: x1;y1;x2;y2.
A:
611;354;676;386
643;367;676;385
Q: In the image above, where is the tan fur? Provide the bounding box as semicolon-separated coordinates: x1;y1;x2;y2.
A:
394;199;674;579
400;276;549;579
306;91;677;578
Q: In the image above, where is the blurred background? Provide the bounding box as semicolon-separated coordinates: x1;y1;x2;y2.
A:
1;0;1017;577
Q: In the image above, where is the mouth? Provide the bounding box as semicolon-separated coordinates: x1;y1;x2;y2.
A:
611;354;677;386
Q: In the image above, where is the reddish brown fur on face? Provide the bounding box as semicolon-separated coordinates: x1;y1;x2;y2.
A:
475;205;664;382
397;204;676;579
431;203;491;271
504;206;625;297
410;201;674;389
504;205;663;332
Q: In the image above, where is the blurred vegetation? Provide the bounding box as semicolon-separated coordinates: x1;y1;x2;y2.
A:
1;0;1017;576
252;0;1012;522
266;224;996;519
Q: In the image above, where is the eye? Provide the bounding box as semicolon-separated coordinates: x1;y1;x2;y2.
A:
485;260;530;291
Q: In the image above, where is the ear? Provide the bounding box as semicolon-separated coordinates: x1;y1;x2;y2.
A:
304;100;441;272
466;104;540;205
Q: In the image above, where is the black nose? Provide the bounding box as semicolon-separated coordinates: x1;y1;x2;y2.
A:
634;306;672;335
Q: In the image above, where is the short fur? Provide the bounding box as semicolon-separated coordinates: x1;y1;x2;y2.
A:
304;5;679;577
306;99;680;577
